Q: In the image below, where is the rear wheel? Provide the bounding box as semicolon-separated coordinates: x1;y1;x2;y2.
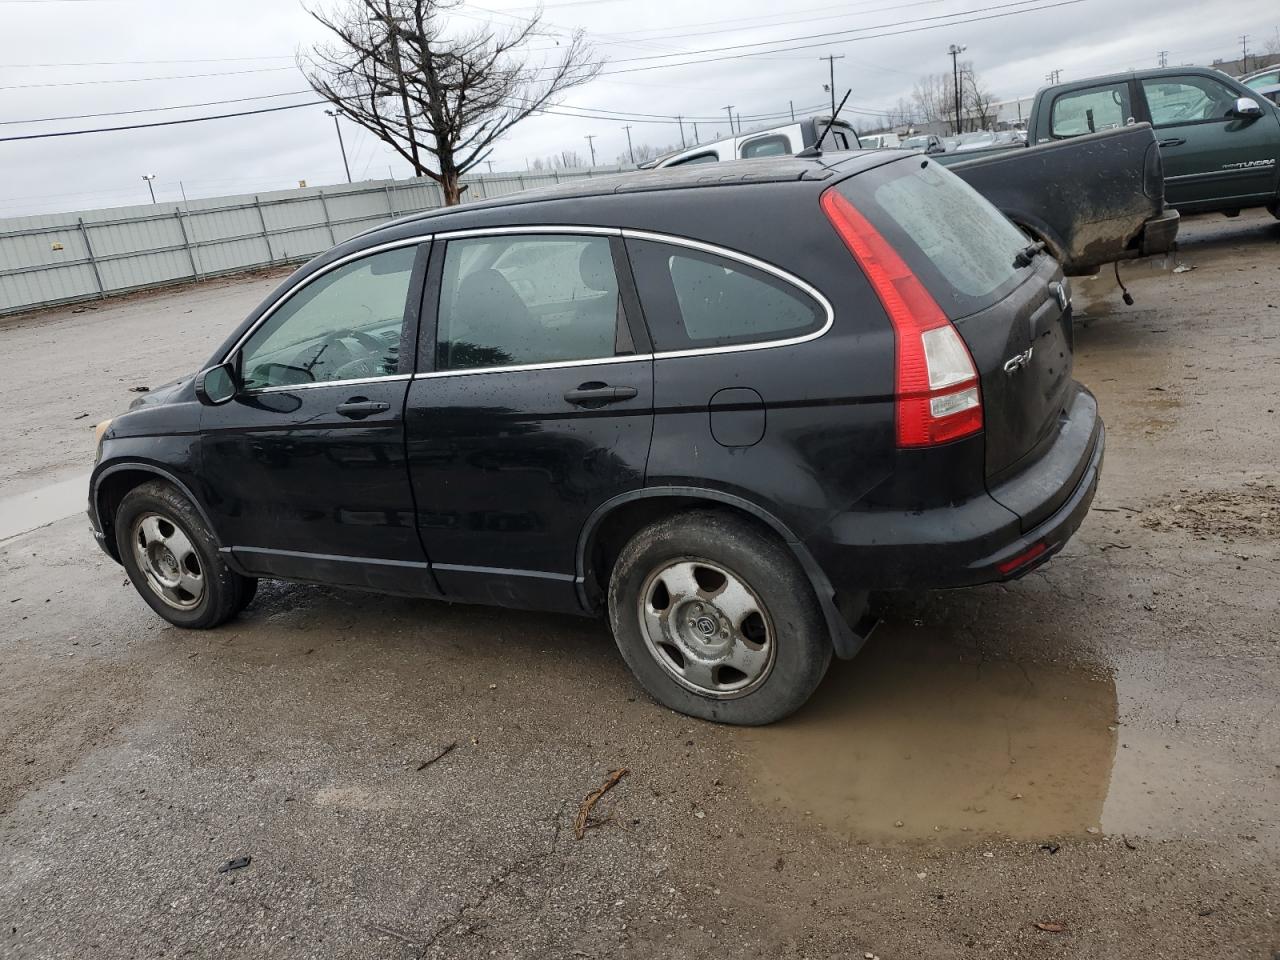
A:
114;480;255;629
607;511;831;725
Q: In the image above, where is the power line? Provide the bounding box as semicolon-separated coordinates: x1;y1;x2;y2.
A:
0;55;295;67
0;101;323;143
590;0;1090;77
0;65;298;91
0;90;315;126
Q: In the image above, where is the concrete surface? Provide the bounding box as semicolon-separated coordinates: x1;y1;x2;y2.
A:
1;211;1278;958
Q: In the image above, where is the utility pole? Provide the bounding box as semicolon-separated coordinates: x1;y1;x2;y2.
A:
1044;68;1062;85
820;54;845;120
692;121;699;143
584;134;597;167
789;99;795;121
1157;50;1168;68
381;0;422;177
948;44;966;135
486;160;495;173
723;105;735;134
622;124;635;164
677;115;686;147
1240;34;1250;72
324;109;352;183
141;174;157;204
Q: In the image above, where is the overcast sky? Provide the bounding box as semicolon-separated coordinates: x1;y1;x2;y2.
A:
1;0;1277;217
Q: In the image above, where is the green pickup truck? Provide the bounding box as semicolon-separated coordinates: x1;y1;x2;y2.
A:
944;67;1280;219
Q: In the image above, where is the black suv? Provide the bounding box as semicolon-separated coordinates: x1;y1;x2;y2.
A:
90;153;1103;725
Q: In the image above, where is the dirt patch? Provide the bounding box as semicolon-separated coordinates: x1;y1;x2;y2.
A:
0;656;143;812
1140;481;1280;541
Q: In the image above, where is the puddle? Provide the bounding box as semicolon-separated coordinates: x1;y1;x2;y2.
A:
0;474;91;541
742;626;1118;842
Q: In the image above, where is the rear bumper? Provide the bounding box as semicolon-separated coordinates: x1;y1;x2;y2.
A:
808;389;1104;591
1138;207;1180;257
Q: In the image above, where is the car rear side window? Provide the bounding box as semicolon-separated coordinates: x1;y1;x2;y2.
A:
436;235;628;371
835;159;1030;318
740;135;790;158
626;239;823;350
1050;82;1132;137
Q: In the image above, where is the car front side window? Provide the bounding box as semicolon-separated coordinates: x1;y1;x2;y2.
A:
1142;75;1241;126
436;234;628;371
239;246;418;390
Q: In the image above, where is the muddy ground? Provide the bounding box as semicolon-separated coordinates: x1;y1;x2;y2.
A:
1;210;1278;959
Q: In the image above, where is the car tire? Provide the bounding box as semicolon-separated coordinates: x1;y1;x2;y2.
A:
607;510;831;725
114;480;253;629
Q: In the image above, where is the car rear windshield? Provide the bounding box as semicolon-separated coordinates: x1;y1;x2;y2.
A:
834;158;1031;318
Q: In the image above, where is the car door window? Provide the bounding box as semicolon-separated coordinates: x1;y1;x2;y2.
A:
239;245;418;390
436;234;628;370
740;134;790;158
1142;75;1240;126
627;239;824;350
1050;83;1132;137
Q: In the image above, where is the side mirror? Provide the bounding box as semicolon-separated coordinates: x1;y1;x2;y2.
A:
194;362;238;406
1231;97;1263;119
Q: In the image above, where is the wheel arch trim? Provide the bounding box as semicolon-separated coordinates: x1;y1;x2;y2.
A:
92;462;223;562
575;486;870;659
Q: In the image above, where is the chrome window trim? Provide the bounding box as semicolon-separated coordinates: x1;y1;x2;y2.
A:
433;225;621;240
222;235;431;366
248;373;413;395
413;226;834;379
225;225;834;386
620;229;835;359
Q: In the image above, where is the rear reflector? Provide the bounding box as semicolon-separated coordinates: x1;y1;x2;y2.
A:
997;541;1048;575
820;188;983;447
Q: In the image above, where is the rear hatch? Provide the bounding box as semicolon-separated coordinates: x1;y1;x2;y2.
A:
835;159;1076;527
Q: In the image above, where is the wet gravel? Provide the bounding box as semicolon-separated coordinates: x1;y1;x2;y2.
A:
1;210;1279;958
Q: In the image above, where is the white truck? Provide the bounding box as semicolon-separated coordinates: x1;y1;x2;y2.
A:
642;116;861;168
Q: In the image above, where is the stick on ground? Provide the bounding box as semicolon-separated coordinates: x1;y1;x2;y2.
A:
574;767;628;840
416;741;457;772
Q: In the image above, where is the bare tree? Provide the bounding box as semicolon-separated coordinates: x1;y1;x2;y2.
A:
911;72;956;129
302;0;601;205
962;66;998;131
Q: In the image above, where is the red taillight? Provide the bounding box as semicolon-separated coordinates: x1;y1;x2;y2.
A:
820;188;983;447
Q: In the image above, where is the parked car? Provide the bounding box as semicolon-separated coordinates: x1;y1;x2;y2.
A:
1239;65;1280;91
90;154;1103;725
646;109;1179;276
1256;83;1280;107
901;134;945;153
644;116;860;167
860;132;901;149
934;123;1180;275
945;67;1280;220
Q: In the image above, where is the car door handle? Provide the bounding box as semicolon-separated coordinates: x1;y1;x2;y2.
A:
336;398;390;419
563;383;639;405
1158;137;1186;147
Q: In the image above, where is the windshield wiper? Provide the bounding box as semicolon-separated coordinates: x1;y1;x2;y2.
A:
1012;240;1047;269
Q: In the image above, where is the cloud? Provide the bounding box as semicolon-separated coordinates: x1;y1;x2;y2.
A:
1;0;1273;216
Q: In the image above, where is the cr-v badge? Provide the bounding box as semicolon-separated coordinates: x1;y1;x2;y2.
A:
1004;346;1034;375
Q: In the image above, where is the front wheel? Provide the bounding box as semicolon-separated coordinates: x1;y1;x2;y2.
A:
607;511;831;725
114;480;255;629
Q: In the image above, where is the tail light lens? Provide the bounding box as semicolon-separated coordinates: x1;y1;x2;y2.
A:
820;188;983;447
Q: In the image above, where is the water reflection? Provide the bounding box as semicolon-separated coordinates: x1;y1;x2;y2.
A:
743;624;1118;842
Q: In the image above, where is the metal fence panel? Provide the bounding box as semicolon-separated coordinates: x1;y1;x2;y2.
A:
0;168;625;316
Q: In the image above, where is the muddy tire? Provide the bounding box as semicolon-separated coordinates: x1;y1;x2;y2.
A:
114;480;254;629
607;510;831;725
